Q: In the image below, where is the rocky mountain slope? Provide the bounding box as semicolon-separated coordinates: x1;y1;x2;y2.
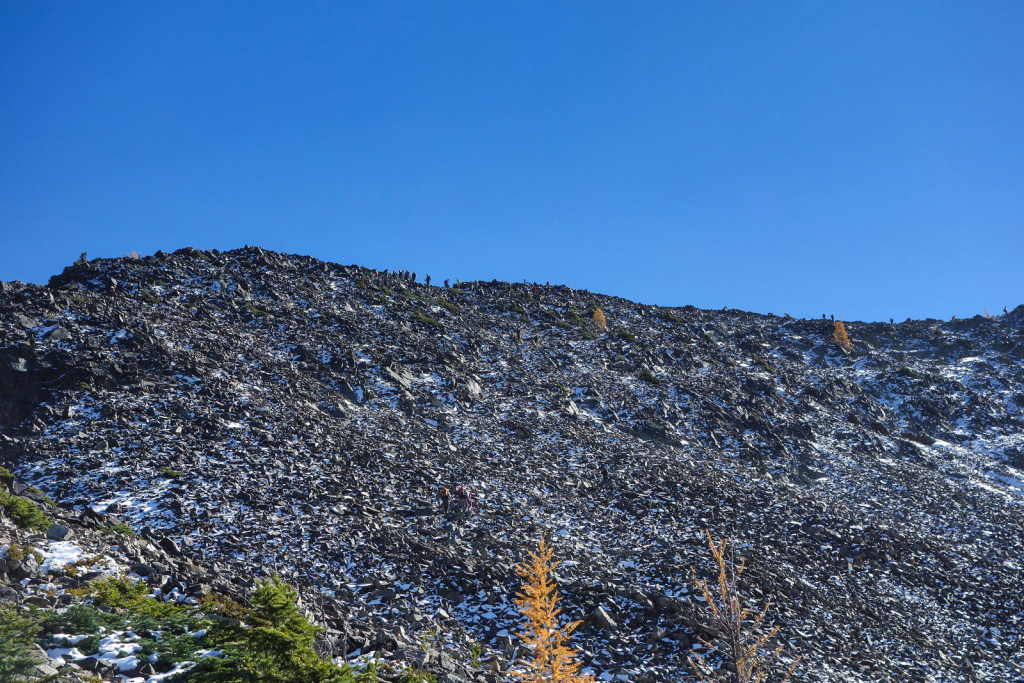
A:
2;246;1023;682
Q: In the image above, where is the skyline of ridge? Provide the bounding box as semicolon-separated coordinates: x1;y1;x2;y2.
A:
26;244;1022;325
2;2;1021;323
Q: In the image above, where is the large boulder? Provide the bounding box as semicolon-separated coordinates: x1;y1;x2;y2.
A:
589;605;618;631
46;523;73;541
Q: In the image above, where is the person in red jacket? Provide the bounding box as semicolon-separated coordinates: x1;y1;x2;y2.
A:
457;486;473;514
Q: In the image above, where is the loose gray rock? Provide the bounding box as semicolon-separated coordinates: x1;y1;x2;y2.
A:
45;523;73;541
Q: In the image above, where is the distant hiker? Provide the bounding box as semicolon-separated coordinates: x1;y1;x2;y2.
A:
831;314;834;321
598;464;610;484
444;278;450;288
952;315;956;321
439;487;453;514
531;284;537;295
411;272;416;283
889;318;894;325
1004;307;1008;314
425;274;431;286
506;382;513;396
457;486;473;514
822;314;826;320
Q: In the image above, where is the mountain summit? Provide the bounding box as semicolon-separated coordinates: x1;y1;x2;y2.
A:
2;246;1023;682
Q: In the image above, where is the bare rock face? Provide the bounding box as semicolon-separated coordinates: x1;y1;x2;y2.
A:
1;246;1022;682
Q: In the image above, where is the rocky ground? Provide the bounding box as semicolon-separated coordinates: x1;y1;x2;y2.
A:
2;246;1023;682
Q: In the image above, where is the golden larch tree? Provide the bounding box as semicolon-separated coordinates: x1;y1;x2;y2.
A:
833;320;853;352
514;538;595;683
688;530;799;683
591;307;608;333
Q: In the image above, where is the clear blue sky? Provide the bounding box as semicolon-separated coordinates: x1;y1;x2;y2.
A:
2;1;1021;322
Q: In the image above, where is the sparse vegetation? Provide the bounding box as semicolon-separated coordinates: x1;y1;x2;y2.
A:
436;298;460;314
244;303;269;317
394;668;437;683
615;328;637;343
419;626;438;652
0;488;51;531
638;367;662;385
590;307;608;333
37;575;381;681
159;466;185;478
896;366;922;380
27;485;56;505
185;575;375;682
659;309;683;324
833;320;853;353
40;603;124;637
6;542;44;565
412;311;444;329
89;574;185;618
197;591;251;621
688;530;799;683
513;538;594;683
99;521;137;537
0;604;41;680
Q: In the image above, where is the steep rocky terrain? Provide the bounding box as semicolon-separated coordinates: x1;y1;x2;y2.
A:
2;246;1023;682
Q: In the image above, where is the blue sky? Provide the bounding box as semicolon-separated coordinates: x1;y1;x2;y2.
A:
1;1;1021;322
